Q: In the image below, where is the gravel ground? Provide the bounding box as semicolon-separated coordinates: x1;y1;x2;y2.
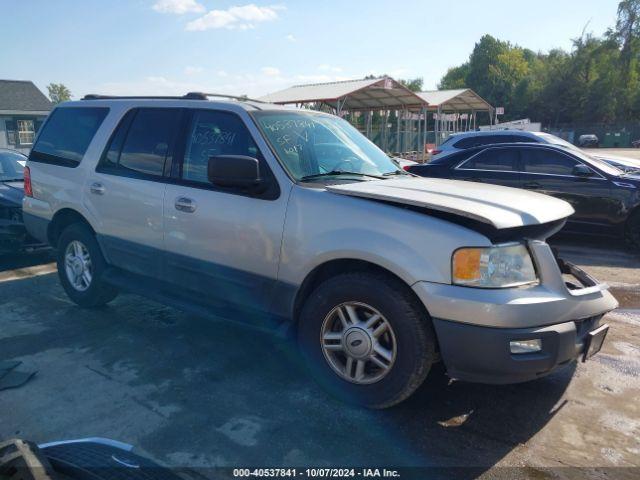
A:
0;238;638;479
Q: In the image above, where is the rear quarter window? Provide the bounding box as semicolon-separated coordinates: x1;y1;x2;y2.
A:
30;107;109;167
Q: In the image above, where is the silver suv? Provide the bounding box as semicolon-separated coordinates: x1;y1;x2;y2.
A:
23;94;617;408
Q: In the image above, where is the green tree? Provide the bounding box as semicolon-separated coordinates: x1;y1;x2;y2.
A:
47;83;71;104
398;77;424;92
436;1;640;126
614;0;640;78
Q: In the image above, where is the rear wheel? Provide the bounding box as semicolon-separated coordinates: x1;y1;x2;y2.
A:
625;210;640;250
56;223;118;307
297;272;437;409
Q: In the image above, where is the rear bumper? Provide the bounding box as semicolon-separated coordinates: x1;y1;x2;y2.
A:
432;315;603;384
0;219;47;253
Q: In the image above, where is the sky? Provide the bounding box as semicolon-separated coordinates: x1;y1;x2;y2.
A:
0;0;619;100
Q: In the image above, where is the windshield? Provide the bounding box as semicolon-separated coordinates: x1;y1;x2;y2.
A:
0;150;26;181
253;111;401;181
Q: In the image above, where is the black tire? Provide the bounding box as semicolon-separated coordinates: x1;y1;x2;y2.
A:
56;223;118;307
297;271;437;409
625;210;640;250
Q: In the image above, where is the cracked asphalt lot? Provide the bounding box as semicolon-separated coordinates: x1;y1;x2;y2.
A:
0;238;638;479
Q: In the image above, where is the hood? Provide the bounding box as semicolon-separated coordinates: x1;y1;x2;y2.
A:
594;154;640;170
0;180;24;206
326;177;575;229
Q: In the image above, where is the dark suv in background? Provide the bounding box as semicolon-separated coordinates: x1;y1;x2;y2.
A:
408;143;640;248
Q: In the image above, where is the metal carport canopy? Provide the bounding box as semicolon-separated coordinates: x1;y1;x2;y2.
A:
418;89;493;111
259;77;428;111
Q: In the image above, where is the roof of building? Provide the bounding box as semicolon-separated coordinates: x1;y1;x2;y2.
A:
417;89;493;111
0;80;53;114
260;77;427;110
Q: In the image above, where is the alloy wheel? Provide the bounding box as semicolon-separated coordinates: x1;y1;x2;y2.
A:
64;240;93;292
320;301;397;384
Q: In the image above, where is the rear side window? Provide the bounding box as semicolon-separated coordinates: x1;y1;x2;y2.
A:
454;135;514;149
509;134;537;143
30;107;109;167
453;137;479;148
99;108;182;178
460;148;518;171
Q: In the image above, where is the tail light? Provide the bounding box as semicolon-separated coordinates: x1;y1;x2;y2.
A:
430;149;442;156
402;165;412;171
24;166;33;197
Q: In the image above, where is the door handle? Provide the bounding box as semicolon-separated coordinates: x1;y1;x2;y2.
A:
523;182;541;189
89;182;106;195
175;196;196;213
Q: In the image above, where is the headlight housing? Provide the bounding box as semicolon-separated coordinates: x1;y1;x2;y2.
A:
452;243;537;288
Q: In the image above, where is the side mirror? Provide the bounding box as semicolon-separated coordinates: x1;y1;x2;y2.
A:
207;155;262;189
573;164;593;177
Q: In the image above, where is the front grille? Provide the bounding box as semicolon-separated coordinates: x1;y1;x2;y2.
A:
575;315;602;339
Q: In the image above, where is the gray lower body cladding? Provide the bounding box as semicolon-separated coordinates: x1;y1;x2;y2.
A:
432;315;603;384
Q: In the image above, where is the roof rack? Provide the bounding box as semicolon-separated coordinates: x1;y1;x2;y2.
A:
81;93;207;100
81;92;267;103
191;92;268;103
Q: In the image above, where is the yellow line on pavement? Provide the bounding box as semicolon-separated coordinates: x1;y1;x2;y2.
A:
0;263;57;283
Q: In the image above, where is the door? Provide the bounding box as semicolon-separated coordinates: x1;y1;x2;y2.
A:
85;108;183;278
453;147;521;188
163;109;288;314
518;148;612;232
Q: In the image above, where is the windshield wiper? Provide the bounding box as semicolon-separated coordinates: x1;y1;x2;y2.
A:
300;171;385;181
382;170;409;176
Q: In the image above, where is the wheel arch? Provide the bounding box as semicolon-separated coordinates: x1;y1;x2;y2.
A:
48;208;96;247
291;258;431;325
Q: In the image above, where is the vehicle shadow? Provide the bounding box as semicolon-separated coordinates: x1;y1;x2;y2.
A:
0;250;54;273
0;273;575;478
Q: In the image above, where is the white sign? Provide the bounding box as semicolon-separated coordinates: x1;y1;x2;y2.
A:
496;107;505;115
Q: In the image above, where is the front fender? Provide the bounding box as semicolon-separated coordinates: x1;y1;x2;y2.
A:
278;186;491;289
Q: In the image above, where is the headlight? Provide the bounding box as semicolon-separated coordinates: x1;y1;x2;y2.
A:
452;243;537;288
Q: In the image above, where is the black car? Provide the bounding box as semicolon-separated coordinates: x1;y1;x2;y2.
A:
407;143;640;248
0;149;45;253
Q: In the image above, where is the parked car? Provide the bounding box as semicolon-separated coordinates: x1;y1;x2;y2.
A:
430;130;586;161
578;134;599;148
0;148;46;254
407;143;640;247
431;129;640;173
390;156;418;170
23;96;616;408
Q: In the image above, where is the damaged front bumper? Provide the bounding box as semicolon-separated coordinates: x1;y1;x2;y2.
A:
412;240;618;384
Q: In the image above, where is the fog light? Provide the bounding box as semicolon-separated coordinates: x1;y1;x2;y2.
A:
510;339;542;354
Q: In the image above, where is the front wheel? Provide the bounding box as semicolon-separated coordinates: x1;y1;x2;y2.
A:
297;272;437;409
56;223;118;307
